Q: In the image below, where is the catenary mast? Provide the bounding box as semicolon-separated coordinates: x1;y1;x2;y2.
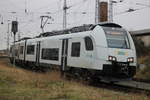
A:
95;0;100;24
63;0;67;29
108;0;113;22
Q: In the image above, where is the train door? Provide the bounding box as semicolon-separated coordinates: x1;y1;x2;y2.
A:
67;38;83;68
24;40;27;63
36;41;41;66
61;39;68;72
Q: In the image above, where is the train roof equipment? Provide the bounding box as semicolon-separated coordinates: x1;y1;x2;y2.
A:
37;22;122;38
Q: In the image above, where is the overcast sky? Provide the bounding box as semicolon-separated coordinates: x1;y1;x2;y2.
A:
0;0;150;50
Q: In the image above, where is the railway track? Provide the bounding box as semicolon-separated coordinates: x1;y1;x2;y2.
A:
114;81;150;94
133;78;150;84
64;74;150;95
116;80;150;91
89;80;150;96
63;73;150;96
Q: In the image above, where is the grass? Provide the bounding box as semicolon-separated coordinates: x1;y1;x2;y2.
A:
0;58;149;100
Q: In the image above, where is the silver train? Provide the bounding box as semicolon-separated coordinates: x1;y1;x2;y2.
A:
9;23;137;81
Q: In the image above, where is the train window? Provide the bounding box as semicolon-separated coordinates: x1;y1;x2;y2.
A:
84;37;93;51
41;48;59;61
71;42;81;57
20;46;24;54
27;45;35;55
103;27;130;49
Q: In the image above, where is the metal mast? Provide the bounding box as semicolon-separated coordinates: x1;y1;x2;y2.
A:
25;0;27;13
108;0;113;22
95;0;100;24
63;0;67;29
7;21;10;54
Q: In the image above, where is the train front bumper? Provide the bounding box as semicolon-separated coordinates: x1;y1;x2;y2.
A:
102;62;136;79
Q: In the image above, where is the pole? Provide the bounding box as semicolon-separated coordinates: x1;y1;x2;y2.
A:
63;0;67;29
62;0;67;76
25;0;27;13
13;33;16;67
7;23;10;55
109;0;113;22
18;32;21;41
40;16;44;33
11;21;18;67
95;0;99;24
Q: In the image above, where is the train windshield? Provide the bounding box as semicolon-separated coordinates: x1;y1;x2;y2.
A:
103;27;130;49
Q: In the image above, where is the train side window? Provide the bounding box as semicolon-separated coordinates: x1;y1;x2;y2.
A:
27;45;35;55
20;46;24;54
41;48;59;61
84;37;93;51
71;42;81;57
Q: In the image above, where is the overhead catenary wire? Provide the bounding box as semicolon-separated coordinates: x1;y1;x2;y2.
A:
31;0;60;12
1;0;150;39
1;0;96;38
115;6;150;15
114;1;150;16
0;0;91;17
1;0;150;18
4;0;25;11
0;0;94;49
69;0;93;25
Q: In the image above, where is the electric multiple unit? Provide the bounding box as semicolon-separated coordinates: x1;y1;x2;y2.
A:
9;23;137;81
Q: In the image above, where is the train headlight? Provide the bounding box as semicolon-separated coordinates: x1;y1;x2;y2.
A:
108;56;117;62
127;57;134;63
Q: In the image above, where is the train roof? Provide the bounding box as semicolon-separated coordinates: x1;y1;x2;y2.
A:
36;24;93;38
97;22;122;28
36;22;122;38
26;30;92;43
16;22;123;43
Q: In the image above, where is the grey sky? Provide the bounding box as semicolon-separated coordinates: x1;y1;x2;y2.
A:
0;0;150;50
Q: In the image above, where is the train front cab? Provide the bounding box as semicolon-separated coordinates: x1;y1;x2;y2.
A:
92;24;137;80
